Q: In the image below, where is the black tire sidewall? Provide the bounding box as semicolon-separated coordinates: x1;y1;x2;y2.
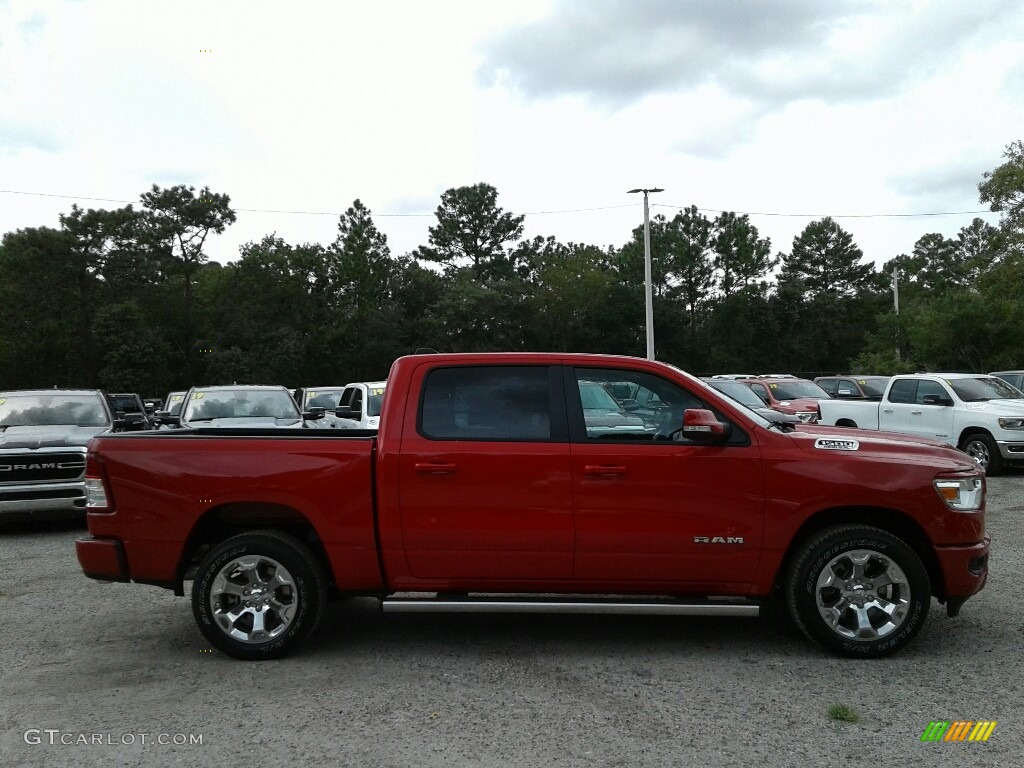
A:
787;527;930;658
192;532;325;660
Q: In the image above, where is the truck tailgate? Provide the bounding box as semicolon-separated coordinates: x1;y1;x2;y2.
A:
85;431;379;589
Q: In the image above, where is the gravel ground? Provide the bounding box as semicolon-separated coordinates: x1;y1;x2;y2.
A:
1;474;1022;768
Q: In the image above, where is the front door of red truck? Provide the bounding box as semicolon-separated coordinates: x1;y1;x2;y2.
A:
565;366;766;590
396;364;574;581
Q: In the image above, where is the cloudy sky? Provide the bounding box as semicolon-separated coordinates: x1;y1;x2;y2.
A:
2;0;1021;269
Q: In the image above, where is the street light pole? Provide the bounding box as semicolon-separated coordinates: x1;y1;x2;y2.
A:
628;187;663;360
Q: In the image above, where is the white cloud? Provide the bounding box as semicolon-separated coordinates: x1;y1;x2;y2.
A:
0;0;1020;269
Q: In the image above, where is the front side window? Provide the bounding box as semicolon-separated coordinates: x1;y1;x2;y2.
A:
420;366;554;441
915;379;949;405
571;368;711;442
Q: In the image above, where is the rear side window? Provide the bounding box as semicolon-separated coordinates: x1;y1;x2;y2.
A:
419;366;558;441
888;379;916;404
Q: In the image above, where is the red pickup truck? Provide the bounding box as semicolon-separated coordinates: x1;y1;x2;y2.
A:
76;353;990;660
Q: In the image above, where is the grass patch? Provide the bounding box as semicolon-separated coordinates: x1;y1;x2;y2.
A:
827;704;861;723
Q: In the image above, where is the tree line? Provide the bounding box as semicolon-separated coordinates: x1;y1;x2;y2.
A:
1;140;1022;396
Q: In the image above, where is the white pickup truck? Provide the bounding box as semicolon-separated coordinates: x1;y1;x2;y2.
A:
816;373;1024;475
331;380;387;430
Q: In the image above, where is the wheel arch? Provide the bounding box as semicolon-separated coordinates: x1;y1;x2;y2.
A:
958;425;994;444
775;506;944;600
174;503;331;596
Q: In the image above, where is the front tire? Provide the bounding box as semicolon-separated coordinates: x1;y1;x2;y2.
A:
960;432;1003;476
784;525;930;657
192;530;326;660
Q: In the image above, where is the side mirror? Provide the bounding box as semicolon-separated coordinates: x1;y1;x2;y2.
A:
335;405;362;419
922;394;953;407
680;408;732;442
156;411;180;426
304;408;325;420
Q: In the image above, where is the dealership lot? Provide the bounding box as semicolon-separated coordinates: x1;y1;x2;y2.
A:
2;475;1021;768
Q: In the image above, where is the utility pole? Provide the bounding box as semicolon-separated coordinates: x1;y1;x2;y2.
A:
627;187;663;360
893;266;900;361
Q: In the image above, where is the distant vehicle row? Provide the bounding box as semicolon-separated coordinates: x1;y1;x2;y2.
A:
816;372;1024;475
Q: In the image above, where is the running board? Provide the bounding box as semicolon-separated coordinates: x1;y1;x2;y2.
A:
381;596;760;617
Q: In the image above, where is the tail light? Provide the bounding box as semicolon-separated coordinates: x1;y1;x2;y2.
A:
84;452;113;511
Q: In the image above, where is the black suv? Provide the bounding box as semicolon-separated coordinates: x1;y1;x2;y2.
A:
105;393;153;431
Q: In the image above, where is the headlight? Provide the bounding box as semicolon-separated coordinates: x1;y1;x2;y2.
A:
934;477;984;511
997;417;1024;430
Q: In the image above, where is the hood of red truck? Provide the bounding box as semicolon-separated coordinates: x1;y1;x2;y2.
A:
788;424;979;472
772;397;822;414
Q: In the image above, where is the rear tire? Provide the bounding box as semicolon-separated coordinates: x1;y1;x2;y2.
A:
959;432;1003;476
784;525;930;657
192;530;326;660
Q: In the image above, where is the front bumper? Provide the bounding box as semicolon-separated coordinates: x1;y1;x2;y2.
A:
0;484;86;520
996;440;1024;461
935;535;990;615
76;536;130;582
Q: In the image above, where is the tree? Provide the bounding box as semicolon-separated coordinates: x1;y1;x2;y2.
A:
520;239;624;353
712;212;775;294
418;183;525;279
139;184;236;380
778;217;873;297
978;139;1024;250
140;184;236;303
0;227;99;387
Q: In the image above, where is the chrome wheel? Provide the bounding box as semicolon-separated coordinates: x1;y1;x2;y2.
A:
962;438;990;470
210;555;297;644
815;549;910;641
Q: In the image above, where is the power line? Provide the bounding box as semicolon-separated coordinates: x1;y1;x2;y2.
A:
0;188;993;221
655;202;992;219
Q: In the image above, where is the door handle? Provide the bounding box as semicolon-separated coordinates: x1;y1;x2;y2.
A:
882;408;894;414
414;462;457;474
911;410;922;415
584;465;627;476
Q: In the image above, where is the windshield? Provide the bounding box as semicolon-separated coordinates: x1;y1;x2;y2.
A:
579;381;622;411
948;377;1024;402
184;389;301;421
305;389;346;409
769;380;831;400
709;380;768;409
0;393;109;427
365;386;386;417
857;377;890;397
